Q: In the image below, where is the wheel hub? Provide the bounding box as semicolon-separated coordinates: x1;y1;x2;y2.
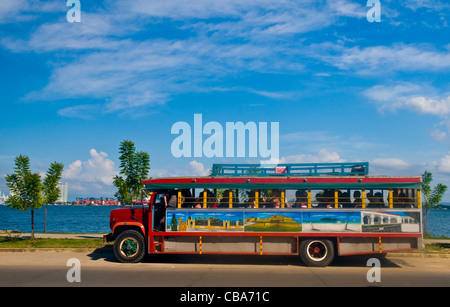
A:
307;241;327;261
121;238;138;257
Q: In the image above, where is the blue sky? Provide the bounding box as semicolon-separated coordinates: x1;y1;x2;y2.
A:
0;0;449;201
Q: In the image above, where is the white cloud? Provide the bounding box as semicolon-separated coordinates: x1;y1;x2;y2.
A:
2;0;448;119
365;82;450;116
365;83;450;147
64;159;82;179
279;149;346;164
0;0;24;23
57;104;101;120
403;0;450;11
0;0;65;24
438;153;450;173
0;0;376;118
430;129;448;143
188;161;209;176
371;158;410;170
311;43;450;74
150;160;210;178
63;149;118;197
402;96;450;116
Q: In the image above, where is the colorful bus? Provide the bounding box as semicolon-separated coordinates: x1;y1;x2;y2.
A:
105;162;423;266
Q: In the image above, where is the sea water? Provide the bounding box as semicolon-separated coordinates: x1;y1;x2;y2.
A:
0;205;120;233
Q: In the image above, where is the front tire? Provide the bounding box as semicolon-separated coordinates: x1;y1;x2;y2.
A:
299;239;335;267
114;230;146;263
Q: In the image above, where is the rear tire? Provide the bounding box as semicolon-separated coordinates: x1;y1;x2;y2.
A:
114;230;146;263
299;239;335;267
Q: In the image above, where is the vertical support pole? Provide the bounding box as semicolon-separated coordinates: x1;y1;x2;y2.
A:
334;189;339;208
307;189;312;208
203;189;207;208
229;190;233;208
389;189;393;209
417;189;421;209
260;236;263;255
255;189;259;208
281;190;285;208
362;189;366;209
177;190;182;208
199;236;202;254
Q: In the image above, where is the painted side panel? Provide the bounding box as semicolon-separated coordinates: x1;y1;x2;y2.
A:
164;209;421;234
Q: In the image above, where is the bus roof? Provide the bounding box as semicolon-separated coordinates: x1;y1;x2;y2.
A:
142;175;422;190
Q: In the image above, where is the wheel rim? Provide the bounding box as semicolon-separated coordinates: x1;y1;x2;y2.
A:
119;238;139;258
306;241;328;261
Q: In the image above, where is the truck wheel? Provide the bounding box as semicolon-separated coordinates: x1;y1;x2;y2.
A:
299;239;335;267
114;230;146;263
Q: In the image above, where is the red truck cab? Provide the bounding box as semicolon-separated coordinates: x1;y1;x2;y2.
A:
104;201;152;262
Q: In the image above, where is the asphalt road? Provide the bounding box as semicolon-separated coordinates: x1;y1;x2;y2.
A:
0;251;449;289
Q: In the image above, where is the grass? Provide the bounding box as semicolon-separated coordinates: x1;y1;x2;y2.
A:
0;237;107;249
423;243;450;253
423;233;450;240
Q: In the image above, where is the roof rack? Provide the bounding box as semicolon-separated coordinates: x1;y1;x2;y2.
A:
211;162;369;177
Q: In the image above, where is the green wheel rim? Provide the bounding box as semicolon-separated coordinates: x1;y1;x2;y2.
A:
120;238;139;257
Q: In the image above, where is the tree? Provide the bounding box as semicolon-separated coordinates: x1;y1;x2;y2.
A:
5;156;64;238
5;155;44;239
43;162;64;233
421;171;448;234
113;140;150;205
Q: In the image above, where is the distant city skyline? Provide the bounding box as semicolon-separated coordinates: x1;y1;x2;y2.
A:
0;1;449;201
57;182;68;203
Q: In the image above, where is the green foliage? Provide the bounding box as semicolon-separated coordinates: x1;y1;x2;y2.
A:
421;171;448;209
421;171;448;234
43;162;64;205
5;157;65;211
113;140;150;204
4;155;64;237
5;155;44;211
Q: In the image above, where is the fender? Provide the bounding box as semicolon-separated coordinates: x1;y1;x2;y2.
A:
112;222;146;236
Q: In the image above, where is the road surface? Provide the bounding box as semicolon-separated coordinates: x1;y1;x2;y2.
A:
0;251;448;289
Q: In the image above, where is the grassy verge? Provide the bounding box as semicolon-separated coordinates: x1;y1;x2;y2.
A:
0;237;108;249
423;243;450;253
423;233;450;240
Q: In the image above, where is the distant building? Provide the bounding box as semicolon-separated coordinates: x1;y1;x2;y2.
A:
0;190;8;205
57;182;68;203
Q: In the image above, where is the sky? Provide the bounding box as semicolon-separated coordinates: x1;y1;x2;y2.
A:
0;0;449;201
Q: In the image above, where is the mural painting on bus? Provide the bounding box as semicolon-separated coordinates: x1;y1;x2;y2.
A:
166;210;244;232
166;210;421;233
165;210;302;232
243;211;302;232
301;212;362;232
361;211;421;233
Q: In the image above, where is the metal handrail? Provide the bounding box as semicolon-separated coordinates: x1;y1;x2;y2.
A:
211;162;369;177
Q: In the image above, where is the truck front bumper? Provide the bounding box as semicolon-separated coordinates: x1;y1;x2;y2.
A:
103;233;114;243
